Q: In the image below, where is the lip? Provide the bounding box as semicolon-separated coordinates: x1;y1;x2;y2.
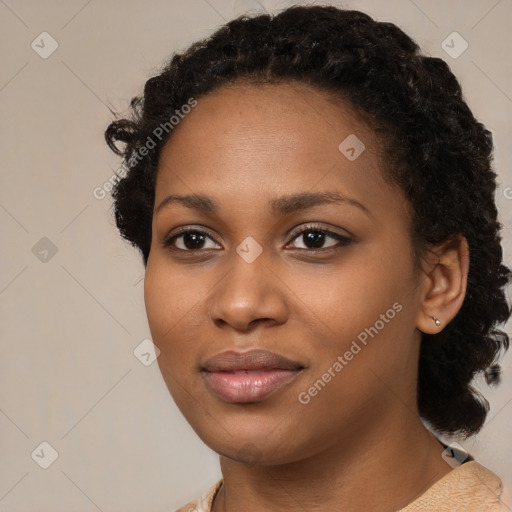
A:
201;349;304;403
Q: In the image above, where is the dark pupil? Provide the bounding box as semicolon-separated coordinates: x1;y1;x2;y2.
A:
184;232;206;250
304;230;325;248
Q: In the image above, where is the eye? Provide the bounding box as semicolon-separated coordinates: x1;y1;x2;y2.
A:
162;227;220;252
161;223;353;254
287;224;352;252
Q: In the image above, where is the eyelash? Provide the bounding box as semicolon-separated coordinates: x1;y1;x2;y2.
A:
161;223;353;255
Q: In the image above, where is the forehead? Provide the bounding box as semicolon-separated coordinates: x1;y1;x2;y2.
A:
155;81;403;221
160;80;374;162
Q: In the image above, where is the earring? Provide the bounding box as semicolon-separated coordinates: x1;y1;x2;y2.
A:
432;316;441;328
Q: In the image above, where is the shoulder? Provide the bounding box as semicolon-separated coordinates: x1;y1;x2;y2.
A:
174;480;223;512
399;461;507;511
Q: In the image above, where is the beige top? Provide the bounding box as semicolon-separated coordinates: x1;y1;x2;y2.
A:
175;461;508;511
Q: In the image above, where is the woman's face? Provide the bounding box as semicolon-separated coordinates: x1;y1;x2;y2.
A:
144;81;427;464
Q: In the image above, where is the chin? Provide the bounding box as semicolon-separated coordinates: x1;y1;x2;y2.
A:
193;420;317;467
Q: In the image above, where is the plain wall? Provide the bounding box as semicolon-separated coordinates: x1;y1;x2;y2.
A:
1;0;511;510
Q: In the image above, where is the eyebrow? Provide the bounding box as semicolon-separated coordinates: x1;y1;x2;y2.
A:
154;191;372;218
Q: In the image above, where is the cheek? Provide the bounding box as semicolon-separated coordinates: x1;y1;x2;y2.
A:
303;248;406;336
143;258;206;413
143;256;200;360
298;241;417;383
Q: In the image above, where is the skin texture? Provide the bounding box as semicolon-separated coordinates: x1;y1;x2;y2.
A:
144;82;470;511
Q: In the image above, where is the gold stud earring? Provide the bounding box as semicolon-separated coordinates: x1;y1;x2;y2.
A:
432;316;441;328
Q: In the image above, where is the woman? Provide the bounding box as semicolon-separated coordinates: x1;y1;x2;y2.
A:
105;5;511;511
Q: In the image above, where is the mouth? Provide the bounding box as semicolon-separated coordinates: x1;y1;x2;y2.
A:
201;349;304;403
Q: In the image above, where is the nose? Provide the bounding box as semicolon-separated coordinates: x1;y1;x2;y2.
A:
208;250;289;332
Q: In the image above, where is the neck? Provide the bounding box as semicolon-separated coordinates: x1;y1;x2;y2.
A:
212;412;452;512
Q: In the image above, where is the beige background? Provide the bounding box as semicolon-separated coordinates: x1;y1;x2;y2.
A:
1;0;511;510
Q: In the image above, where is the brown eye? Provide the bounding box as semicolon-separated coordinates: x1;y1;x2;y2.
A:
288;225;352;251
162;229;220;252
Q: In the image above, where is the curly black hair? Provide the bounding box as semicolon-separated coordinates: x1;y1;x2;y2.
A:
105;5;511;438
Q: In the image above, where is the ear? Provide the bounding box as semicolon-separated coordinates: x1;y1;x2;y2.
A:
416;235;470;334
